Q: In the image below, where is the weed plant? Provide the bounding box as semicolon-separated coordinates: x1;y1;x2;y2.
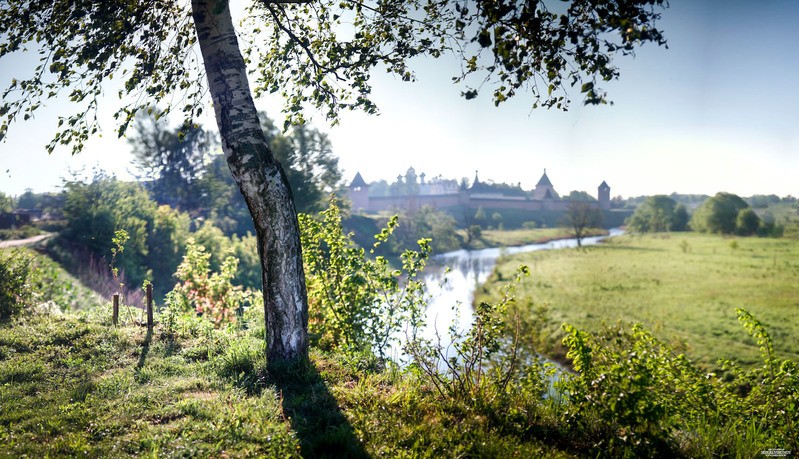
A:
299;199;429;360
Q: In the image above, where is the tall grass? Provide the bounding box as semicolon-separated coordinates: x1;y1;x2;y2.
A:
44;238;145;308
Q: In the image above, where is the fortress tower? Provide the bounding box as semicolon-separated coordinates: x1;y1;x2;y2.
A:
348;172;370;212
598;180;611;210
531;169;558;200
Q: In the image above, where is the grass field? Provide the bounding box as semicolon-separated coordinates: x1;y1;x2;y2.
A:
479;232;799;369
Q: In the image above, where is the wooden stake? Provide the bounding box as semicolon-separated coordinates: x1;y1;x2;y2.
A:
146;283;153;329
112;294;119;326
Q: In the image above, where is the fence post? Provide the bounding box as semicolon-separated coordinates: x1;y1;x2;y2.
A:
112;294;119;326
146;283;153;330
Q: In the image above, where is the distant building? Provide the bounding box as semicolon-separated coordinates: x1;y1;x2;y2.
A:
598;181;611;210
349;172;370;212
530;169;559;200
347;168;610;214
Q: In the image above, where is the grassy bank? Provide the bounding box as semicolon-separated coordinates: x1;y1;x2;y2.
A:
0;311;572;458
479;232;799;369
0;247;104;313
459;227;607;250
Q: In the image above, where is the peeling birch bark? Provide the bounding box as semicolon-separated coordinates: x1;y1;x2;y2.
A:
191;0;308;362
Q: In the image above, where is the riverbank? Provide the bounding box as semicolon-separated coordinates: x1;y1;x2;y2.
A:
477;232;799;370
417;230;620;361
457;227;608;250
4;230;796;456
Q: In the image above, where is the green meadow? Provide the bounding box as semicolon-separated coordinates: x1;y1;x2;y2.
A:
479;232;799;369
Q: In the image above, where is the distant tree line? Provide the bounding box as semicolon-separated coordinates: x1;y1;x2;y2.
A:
54;174;262;300
626;192;785;237
691;192;782;237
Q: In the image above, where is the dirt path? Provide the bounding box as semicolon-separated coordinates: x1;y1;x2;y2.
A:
0;233;53;249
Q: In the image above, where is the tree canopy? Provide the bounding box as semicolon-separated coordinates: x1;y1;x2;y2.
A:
259;113;343;214
129;111;215;211
690;192;750;235
1;0;667;148
0;0;669;362
0;192;12;213
565;190;597;202
626;195;688;233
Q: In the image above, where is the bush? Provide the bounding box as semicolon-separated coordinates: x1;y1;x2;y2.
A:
691;192;749;234
0;250;34;321
299;200;429;359
626;195;687;233
736;208;760;236
408;267;533;404
556;309;799;456
167;238;259;327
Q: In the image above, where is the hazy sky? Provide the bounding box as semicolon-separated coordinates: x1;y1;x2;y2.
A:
1;1;797;199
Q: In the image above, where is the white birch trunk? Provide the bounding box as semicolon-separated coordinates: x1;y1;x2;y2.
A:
191;0;308;362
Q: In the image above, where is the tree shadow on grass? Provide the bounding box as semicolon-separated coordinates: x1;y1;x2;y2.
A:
136;327;153;370
266;359;371;459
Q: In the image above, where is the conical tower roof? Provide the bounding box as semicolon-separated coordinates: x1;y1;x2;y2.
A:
536;169;553;187
349;172;368;188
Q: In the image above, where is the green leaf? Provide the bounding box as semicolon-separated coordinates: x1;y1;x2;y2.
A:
478;29;492;48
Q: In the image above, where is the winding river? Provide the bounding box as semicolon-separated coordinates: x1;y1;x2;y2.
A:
418;229;625;342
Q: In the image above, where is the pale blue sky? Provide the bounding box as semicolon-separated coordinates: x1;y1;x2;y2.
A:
1;1;797;199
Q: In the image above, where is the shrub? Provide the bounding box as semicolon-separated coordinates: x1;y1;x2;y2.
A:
557;309;799;456
736;208;760;236
0;250;34;321
168;238;258;327
559;322;711;454
626;195;688;233
691;192;749;234
718;310;799;453
406;266;552;415
299;199;429;359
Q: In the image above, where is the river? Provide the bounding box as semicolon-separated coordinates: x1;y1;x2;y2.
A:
418;228;625;342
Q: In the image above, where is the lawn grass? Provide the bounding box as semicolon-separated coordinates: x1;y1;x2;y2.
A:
3;234;798;456
0;309;573;458
479;232;799;369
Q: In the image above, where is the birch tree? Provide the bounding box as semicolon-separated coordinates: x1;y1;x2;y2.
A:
0;0;667;362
